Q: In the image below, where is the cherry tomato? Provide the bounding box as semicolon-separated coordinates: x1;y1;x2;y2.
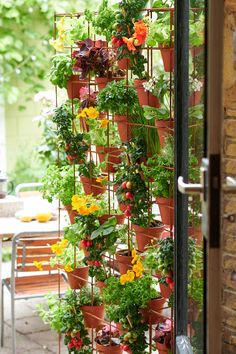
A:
125;192;134;200
126;181;132;189
124;209;132;217
122;181;127;189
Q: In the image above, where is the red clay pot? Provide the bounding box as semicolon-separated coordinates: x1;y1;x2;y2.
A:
96;146;122;173
96;343;122;354
66;266;89;289
155;341;169;353
80;176;106;196
156;197;174;226
141;297;166;324
134;79;160;108
133;222;165;252
188;226;202;246
81;305;105;328
118;57;131;70
65;205;78;224
66;76;87;99
115;249;133;275
98;214;125;225
114;114;132;142
95;281;107;295
190;46;204;57
155;119;174;147
95;77;109;91
159;45;174;72
189;87;203;106
160;283;172;299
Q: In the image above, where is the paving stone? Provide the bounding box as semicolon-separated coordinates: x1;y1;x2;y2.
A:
5;315;49;335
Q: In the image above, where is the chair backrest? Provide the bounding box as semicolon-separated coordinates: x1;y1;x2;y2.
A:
15;183;43;198
12;231;62;274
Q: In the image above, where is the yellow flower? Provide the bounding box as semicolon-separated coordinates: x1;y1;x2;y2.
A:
132;249;137;258
72;195;99;216
33;261;43;271
60;239;68;248
51;243;63;255
57;17;66;35
78;107;99;120
49;38;64;52
126;270;135;281
88;204;99;214
132;261;144;278
120;274;128;285
64;264;73;272
100;119;109;128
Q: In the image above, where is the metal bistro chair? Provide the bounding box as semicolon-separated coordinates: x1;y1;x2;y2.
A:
1;231;68;353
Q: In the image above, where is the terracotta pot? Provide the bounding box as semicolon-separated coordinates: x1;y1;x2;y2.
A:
110;76;125;82
160;283;172;299
189;87;203;106
115;249;133;275
65;205;78;224
67;155;84;165
133;222;165;252
66;76;87;99
141;297;166;324
80;176;106;196
188;226;202;246
81;305;105;328
134;79;160;108
190;46;204;57
159;45;174;72
98;214;125;225
95;77;109;91
95;40;108;48
156;341;169;353
156;197;174;226
118;57;131;70
114;114;132;143
96;343;122;354
96;146;122;173
66;266;89;289
155;119;174;147
95;281;107;295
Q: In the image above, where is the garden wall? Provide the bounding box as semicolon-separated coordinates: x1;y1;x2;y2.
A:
222;0;236;351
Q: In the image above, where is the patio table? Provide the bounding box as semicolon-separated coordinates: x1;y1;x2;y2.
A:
0;214;68;345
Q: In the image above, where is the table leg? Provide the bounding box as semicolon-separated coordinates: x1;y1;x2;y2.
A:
0;238;2;346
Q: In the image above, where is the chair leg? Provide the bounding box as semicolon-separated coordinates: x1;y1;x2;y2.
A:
11;292;16;354
0;283;3;347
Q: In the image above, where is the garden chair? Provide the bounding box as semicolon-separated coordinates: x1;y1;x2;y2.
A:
1;231;68;354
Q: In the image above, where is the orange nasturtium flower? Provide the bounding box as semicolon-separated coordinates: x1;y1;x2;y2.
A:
122;37;136;52
133;20;148;46
96;176;108;184
64;264;73;272
100;119;109;128
72;195;99;216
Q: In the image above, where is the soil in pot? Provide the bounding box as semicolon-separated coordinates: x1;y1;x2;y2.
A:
115;249;133;275
114;115;132;143
66;266;89;289
133;221;165;252
134;79;160;108
159;45;174;72
80;176;106;196
81;305;105;328
141;297;166;325
65;205;78;224
96;146;122;173
67;76;87;99
155;119;174;147
156;197;174;227
96;343;122;354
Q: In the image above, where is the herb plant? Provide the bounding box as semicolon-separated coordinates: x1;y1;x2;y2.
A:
49;54;74;88
79;286;103;306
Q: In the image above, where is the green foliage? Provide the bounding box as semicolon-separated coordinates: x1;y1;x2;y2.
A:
79;286;103;306
37;290;92;353
40;165;82;206
84;118;121;147
49;54;74;88
2;246;11;263
50;243;85;270
85;0;116;41
189;12;205;47
77;160;106;178
146;12;173;47
97;80;140;116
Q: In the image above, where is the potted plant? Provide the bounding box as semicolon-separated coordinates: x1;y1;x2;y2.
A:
97;80;143;142
153;319;172;353
52;102;89;164
189;74;204;106
49;54;87;99
146;11;174;72
189;12;205;57
73;38;115;90
111;0;148;76
85;0;116;42
78;161;108;196
50;239;89;289
79;286;104;328
95;322;122;354
38;290;92;353
40;165;82;223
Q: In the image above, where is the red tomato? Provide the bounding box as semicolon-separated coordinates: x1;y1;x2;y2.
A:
125;192;134;200
122;181;127;189
124;209;132;217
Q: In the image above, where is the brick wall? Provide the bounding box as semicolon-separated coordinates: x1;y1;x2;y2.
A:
222;1;236;352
